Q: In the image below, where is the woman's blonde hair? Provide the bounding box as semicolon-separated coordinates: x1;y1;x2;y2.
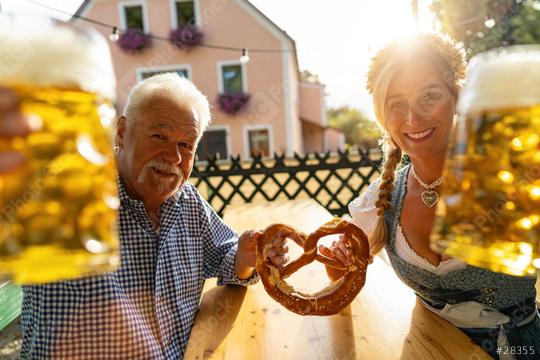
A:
366;33;466;254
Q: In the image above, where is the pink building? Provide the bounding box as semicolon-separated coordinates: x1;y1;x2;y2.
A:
74;0;344;159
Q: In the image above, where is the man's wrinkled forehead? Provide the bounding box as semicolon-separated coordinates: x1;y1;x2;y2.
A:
136;94;200;128
148;121;199;139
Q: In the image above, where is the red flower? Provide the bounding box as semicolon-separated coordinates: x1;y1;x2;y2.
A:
169;25;203;49
217;92;250;114
118;28;151;53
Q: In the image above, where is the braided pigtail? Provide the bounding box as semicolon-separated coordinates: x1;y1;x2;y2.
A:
369;139;402;254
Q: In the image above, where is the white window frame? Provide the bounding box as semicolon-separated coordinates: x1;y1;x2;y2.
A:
170;0;200;28
119;0;149;32
136;64;192;81
243;125;273;159
197;125;231;162
217;60;248;93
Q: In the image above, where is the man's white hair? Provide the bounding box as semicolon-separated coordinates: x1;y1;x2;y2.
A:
123;73;211;136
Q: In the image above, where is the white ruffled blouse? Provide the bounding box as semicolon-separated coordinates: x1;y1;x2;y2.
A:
348;180;467;276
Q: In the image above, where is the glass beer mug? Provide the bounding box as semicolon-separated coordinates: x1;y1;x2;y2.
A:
0;15;119;283
432;46;540;276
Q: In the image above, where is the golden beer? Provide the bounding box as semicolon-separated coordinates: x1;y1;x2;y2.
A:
432;46;540;276
0;16;119;283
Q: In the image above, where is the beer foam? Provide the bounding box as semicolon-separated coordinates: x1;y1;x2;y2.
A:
457;46;540;114
0;14;115;100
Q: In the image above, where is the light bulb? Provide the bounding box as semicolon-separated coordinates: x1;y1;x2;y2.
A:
484;18;496;29
109;27;119;42
240;48;250;64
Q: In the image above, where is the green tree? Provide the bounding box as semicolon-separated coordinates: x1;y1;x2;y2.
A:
301;69;322;84
327;107;381;149
431;0;540;58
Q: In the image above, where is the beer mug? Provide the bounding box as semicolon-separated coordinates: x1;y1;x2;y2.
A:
0;15;119;283
432;46;540;276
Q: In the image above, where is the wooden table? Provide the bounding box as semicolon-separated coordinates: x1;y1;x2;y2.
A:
184;200;491;359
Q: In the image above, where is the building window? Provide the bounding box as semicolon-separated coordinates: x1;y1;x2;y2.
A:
139;68;189;81
197;129;228;161
247;128;270;157
221;64;244;93
174;0;196;26
120;1;148;32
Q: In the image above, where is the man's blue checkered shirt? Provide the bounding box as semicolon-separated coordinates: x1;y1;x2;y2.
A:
20;179;257;359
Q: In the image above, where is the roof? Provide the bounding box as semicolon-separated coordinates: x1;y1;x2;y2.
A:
72;0;300;72
300;118;345;137
300;117;326;130
73;0;92;19
238;0;300;72
325;127;345;136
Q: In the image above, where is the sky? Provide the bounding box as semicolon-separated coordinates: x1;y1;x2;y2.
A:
1;0;437;119
248;0;437;118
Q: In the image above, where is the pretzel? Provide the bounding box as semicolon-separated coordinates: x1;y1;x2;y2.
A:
256;218;372;316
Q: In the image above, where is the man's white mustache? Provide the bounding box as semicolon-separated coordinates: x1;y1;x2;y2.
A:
137;159;185;188
145;159;182;176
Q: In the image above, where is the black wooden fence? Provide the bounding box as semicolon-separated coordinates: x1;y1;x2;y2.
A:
191;148;383;217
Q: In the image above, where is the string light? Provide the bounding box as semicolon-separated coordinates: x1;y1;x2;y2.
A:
24;0;296;56
484;18;496;28
240;48;250;64
109;26;119;42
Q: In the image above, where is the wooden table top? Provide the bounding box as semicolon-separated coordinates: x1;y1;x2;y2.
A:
184;199;491;360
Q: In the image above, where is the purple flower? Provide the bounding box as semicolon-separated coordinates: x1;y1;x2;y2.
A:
118;28;151;53
218;92;250;114
169;25;203;49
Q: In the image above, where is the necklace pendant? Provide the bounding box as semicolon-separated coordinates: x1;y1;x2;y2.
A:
421;190;439;208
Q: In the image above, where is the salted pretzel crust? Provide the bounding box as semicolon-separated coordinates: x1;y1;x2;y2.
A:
256;218;372;316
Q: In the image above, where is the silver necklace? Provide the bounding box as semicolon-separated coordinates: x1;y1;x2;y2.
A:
410;166;443;208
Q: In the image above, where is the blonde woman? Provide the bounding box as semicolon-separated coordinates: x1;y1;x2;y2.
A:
319;34;540;359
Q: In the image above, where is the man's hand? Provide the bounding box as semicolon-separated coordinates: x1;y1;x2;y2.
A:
234;229;289;280
0;88;30;173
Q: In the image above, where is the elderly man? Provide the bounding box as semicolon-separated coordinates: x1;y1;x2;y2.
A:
0;74;287;358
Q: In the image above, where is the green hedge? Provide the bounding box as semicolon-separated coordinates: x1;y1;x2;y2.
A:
0;282;22;331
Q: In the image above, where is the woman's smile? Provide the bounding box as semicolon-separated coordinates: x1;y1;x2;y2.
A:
404;127;436;142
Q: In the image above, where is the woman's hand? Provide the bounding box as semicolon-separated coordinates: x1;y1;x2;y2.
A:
235;229;289;279
0;88;30;173
319;234;355;282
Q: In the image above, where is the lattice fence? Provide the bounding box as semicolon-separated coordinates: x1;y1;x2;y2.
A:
190;148;383;217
